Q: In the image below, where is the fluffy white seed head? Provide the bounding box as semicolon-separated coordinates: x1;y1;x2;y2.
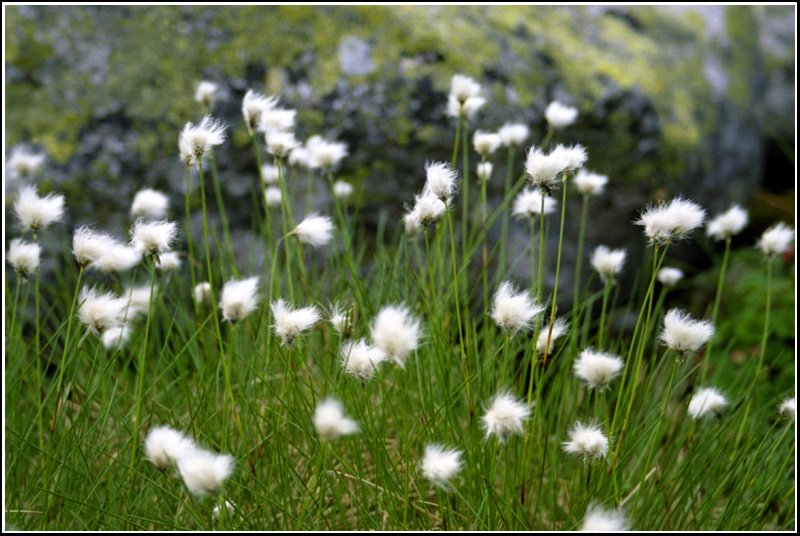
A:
194;80;220;108
425;161;459;202
706;205;748;241
179;115;227;166
265;130;299;158
130;219;178;257
574;169;608;196
450;73;481;103
635;197;706;246
293;214;334;247
498;123;529;147
8;238;41;278
657;267;684;287
333;180;354;200
563;422;609;460
14;185;65;233
370;304;422;367
313;398;359;440
144;425;196;470
549;144;588;173
757;222;794;257
8;147;46;179
177;449;235;497
308;139;348;169
412;192;446;225
481;392;531;442
288;145;311;168
131;189;169;220
125;285;154;319
271;299;320;345
261;163;281;185
536;318;569;354
329;304;349;334
573;348;624;390
102;324;132;351
242;89;279;134
687;387;727;419
476;162;493;183
525;144;587;192
473;130;501;157
447;94;486;121
421;444;463;489
90;245;142;273
156;251;182;271
513;188;557;220
220;276;259;323
545;101;579;129
265;187;282;208
660;309;714;356
591;246;626;283
779;397;796;420
403;210;422;235
580;505;628;531
258;107;296;134
72;226;119;268
193;282;212;306
340;339;386;380
490;281;544;335
78;286;128;335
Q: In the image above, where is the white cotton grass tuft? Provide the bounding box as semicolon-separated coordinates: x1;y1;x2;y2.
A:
340;339;386;380
8;239;41;279
264;187;282;208
265;130;299;158
411;192;446;226
293;214;334;247
512;188;557;220
591;246;627;283
144;425;196;470
573;169;608;196
194;80;220;108
545;100;579;129
476;162;493;183
130;219;178;257
757;222;794;257
8;146;46;179
635;197;706;245
421;444;463;489
177;448;235;497
473;130;501;157
778;397;795;420
102;324;132;351
193;282;212;306
481;392;531;442
329;304;349;334
72;226;119;268
179;115;227;166
660;308;714;357
131;189;169;220
573;348;624;390
425;161;459;202
447;93;486;121
155;251;182;271
288;144;311;168
563;421;610;460
90;245;142;273
490;281;545;335
498;123;529;147
403;210;423;235
242;89;279;134
220;276;259;323
370;304;422;367
333;180;354;200
580;505;628;531
271;299;320;344
261;163;281;185
125;285;154;319
450;74;482;103
706;205;748;241
524;144;587;193
536;318;569;354
657;267;684;287
308;138;348;169
78;286;128;335
313;398;359;440
258;107;297;135
14;185;65;233
687;387;727;419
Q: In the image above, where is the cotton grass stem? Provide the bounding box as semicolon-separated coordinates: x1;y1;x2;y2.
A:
700;236;731;383
50;266;84;433
542;176;569;366
184;165;199;310
446;207;473;417
198;161;226;357
498;147;516;278
571;193;590;341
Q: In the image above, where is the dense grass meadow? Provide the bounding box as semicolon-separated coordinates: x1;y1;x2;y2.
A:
4;75;796;532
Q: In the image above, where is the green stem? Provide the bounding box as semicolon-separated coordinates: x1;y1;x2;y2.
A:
499;147;516;279
598;279;612;349
461;119;470;266
571;194;590;342
700;237;731;383
446;207;473;417
33;269;44;452
451;114;462;168
209;150;235;274
480;156;490;332
184;165;199;312
199;161;226;358
542;176;569;366
50;266;84;433
276;158;296;301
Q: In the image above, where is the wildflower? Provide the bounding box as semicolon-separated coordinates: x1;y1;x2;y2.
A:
195;80;220;108
130;219;178;257
563;422;609;460
179;115;227;166
580;505;628;531
271;299;320;344
476;162;493;183
313;398;359;439
72;226;119;268
193;282;212;306
591;246;626;283
706;205;748;241
450;74;481;103
447;94;485;121
333;180;354;200
498;123;529;147
242;89;278;134
524;144;587;193
258;107;296;134
308;139;348;170
265;187;282;208
329;305;349;334
412;192;446;225
482;392;531;441
473;130;501;157
78;286;128;335
660;308;714;358
14;185;65;233
102;324;132;351
8;238;41;278
425;161;458;202
657;267;684;287
421;444;463;489
490;281;544;335
757;222;794;257
288;145;311;168
403;210;422;235
177;448;235;497
220;276;259;323
573;348;623;390
131;189;169;220
340;339;386;380
144;425;196;470
265;130;299;158
125;285;154;319
574;170;608;196
7;146;46;179
156;251;182;271
370;304;422;367
90;245;142;273
545;101;578;129
635;197;706;246
778;397;796;420
687;387;727;419
293;214;334;247
261;163;281;185
512;188;557;220
549;144;588;173
536;318;569;354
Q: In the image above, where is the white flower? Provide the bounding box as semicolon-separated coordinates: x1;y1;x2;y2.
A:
261;163;281;185
288;145;311;168
313;398;359;439
102;324;132;350
130;219;178;257
706;205;748;241
403;210;421;235
156;251;182;271
14;185;65;233
125;285;154;319
412;193;446;226
490;281;544;334
179;115;227;166
370;304;422;367
131;189;169;219
177;448;235;497
545;101;578;129
563;422;609;460
473;130;501;157
194;80;220;108
476;162;493;183
481;392;531;441
90;245;142;273
340;339;386;380
450;74;481;103
657;267;684;287
8;238;41;278
78;286;128;335
524;144;587;192
447;94;486;121
421;444;463;489
548;144;588;174
258;107;296;134
308;139;348;169
635;197;706;246
573;170;608;196
512;188;557;220
333;180;354;200
72;226;119;268
580;505;628;531
591;246;626;283
660;308;714;356
425;161;458;202
144;425;196;470
193;282;212;306
271;299;320;344
220;276;259;323
573;348;624;390
293;214;334;247
687;387;727;419
265;130;299;158
265;187;282;208
329;305;349;334
7;146;46;179
498;123;529;147
757;222;794;257
242;89;278;134
536;318;569;354
778;397;795;420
